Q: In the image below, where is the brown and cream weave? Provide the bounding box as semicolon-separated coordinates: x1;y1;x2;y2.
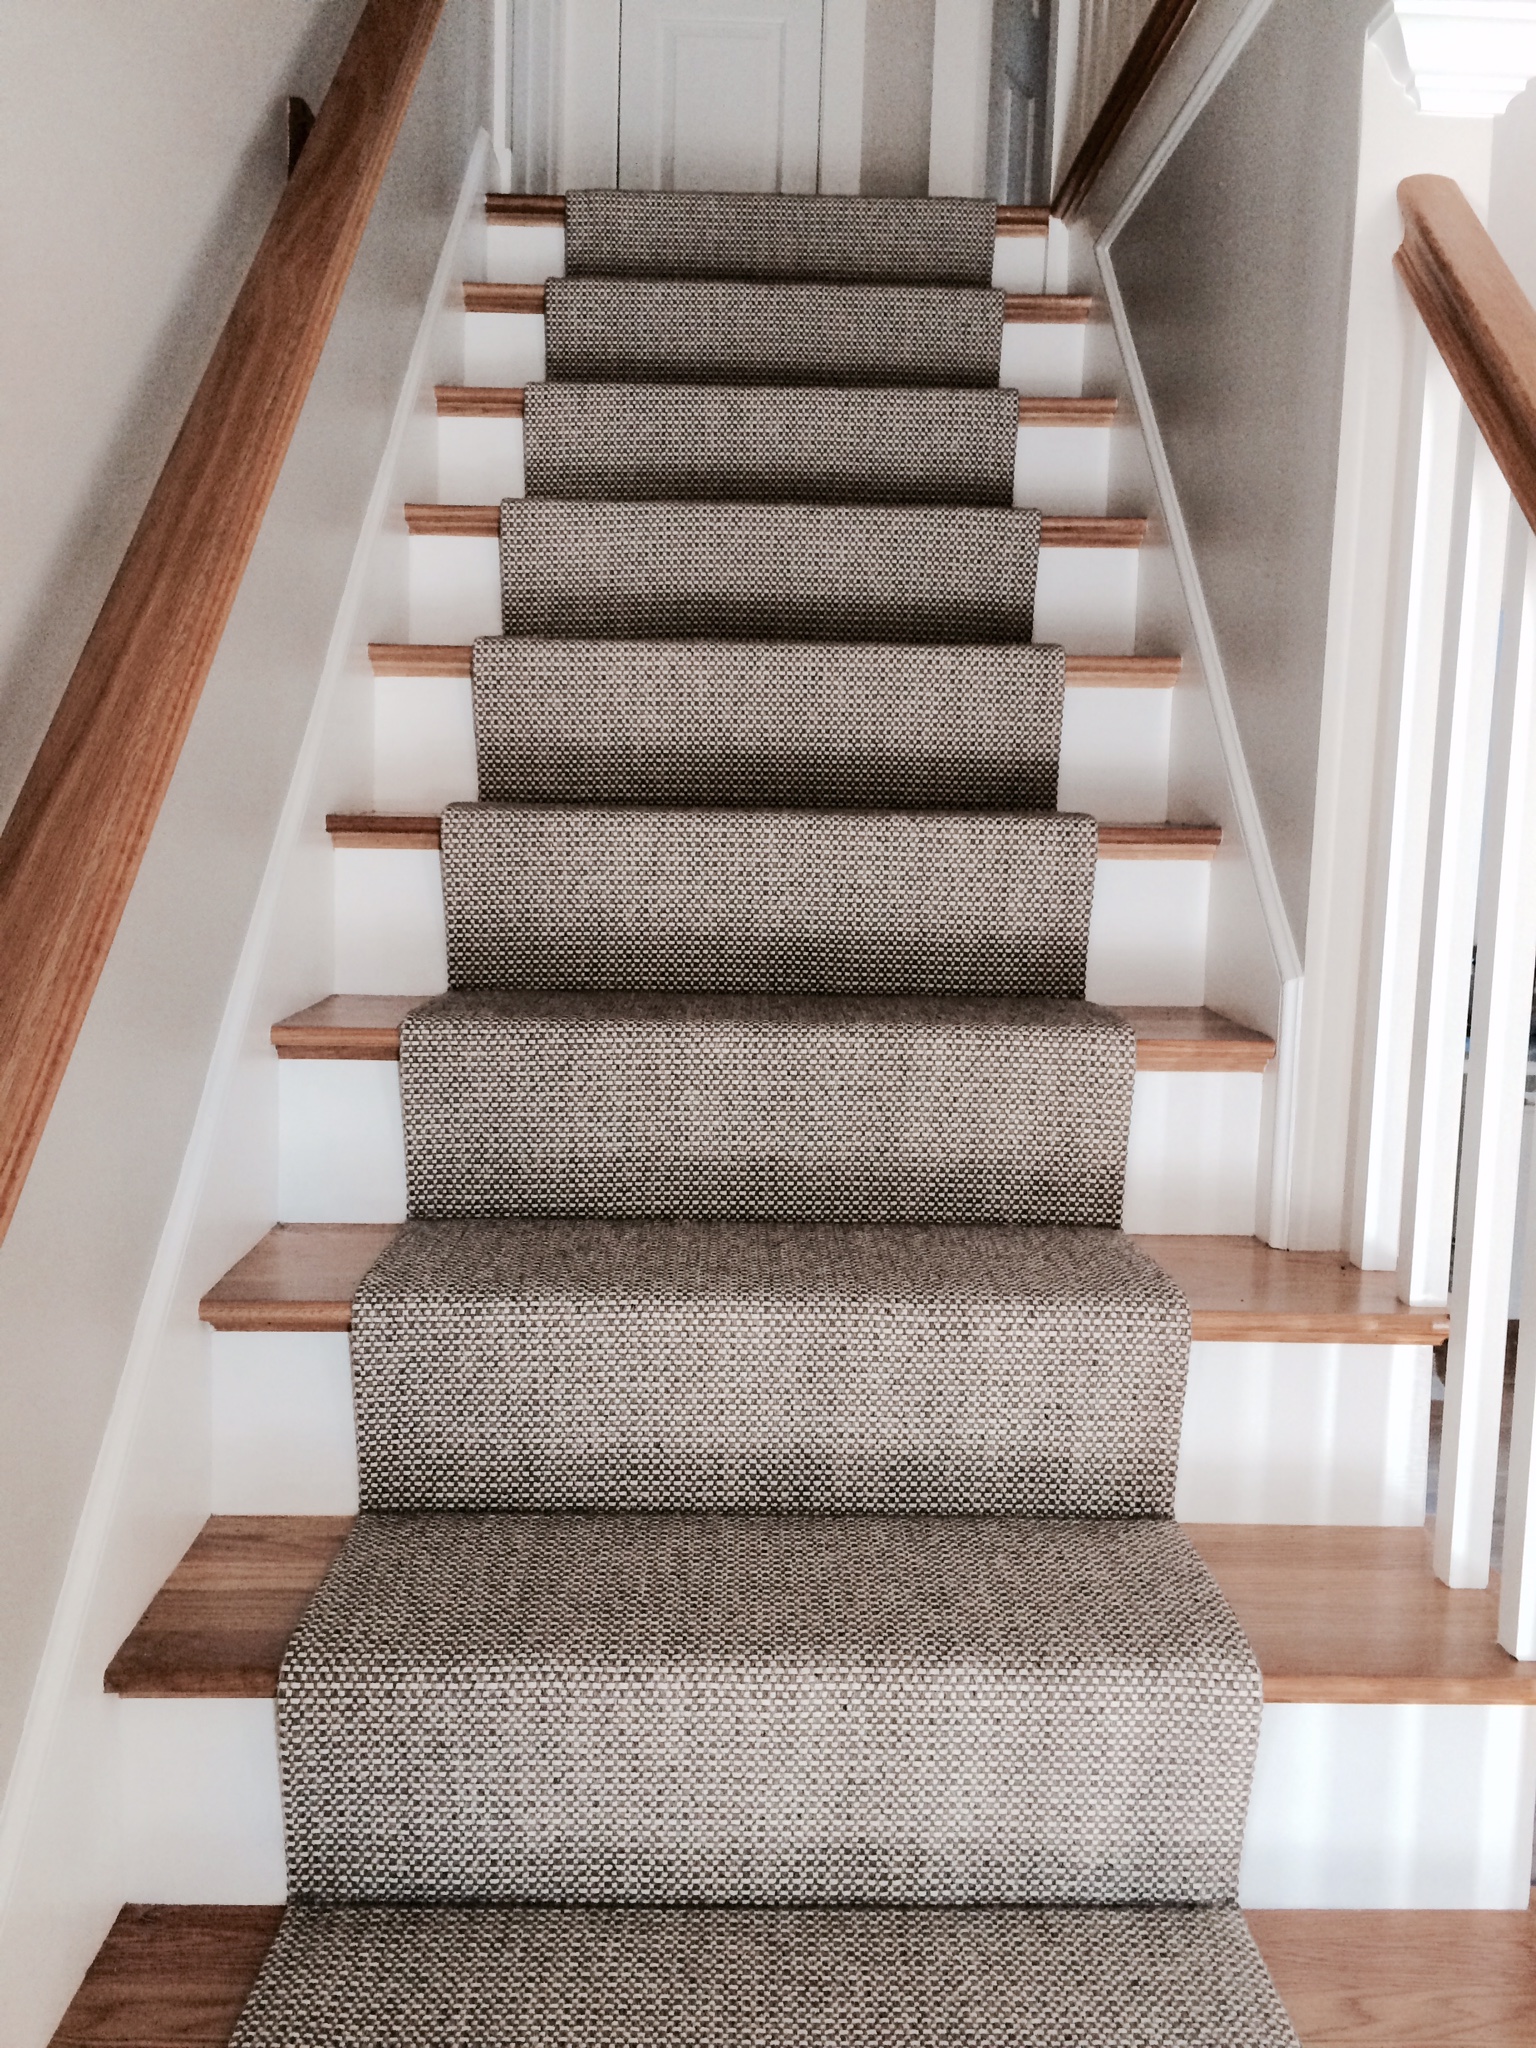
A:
521;383;1020;503
242;186;1296;2048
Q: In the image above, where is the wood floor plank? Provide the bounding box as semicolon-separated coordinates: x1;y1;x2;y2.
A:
364;645;1185;686
1188;1525;1536;1704
103;1519;351;1699
45;1897;1536;2046
1249;1900;1536;2046
1139;1235;1449;1344
197;1225;1440;1342
268;996;1272;1071
49;1907;282;2047
105;1517;1536;1703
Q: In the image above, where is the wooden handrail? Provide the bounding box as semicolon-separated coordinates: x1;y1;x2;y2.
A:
1396;175;1536;538
1052;0;1200;222
0;0;446;1247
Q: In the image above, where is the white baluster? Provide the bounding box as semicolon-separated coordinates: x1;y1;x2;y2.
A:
1397;419;1508;1306
1502;1264;1536;1653
1437;506;1536;1589
1350;338;1463;1269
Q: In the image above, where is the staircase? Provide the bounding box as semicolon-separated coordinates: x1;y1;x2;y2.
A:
63;189;1536;2045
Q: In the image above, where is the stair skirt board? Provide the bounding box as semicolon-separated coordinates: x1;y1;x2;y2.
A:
227;1903;1297;2047
222;192;1307;2038
209;1333;1434;1528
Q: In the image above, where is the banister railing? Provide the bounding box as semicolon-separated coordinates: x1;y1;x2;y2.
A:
1053;0;1199;220
1391;176;1536;1654
0;0;446;1249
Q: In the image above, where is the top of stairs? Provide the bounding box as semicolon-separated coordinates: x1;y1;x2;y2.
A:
484;194;1054;237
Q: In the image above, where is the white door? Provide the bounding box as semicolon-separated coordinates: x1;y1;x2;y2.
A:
618;0;826;192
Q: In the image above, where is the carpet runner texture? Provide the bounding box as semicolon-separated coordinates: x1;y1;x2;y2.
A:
544;280;1006;384
235;186;1297;2046
397;990;1135;1224
521;383;1020;501
234;1904;1296;2048
469;639;1066;807
562;189;1001;281
278;1515;1257;1906
438;804;1098;993
498;501;1040;640
349;1219;1191;1515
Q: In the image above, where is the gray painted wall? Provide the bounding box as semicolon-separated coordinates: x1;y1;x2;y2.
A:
1110;0;1376;944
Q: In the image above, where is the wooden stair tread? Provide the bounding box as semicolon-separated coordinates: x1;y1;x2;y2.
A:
323;814;1218;857
433;384;1118;425
404;503;1146;544
462;280;1090;321
366;644;1184;684
482;193;1054;238
269;997;1271;1071
103;1517;1536;1703
46;1898;1536;2048
199;1225;1446;1344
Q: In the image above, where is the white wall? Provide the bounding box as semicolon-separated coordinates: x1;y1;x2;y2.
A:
0;5;493;2040
0;0;370;832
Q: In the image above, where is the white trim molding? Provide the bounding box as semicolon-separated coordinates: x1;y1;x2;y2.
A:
1373;2;1536;119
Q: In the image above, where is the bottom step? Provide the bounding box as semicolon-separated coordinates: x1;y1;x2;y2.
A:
50;1897;1536;2048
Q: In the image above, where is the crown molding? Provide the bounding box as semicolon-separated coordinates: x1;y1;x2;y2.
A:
1373;2;1536;118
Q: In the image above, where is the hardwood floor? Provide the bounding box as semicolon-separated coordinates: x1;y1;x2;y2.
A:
50;1899;1536;2046
104;1518;1536;1703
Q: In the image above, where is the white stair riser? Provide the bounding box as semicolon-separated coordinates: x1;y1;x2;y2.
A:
209;1330;1429;1529
408;533;1140;650
373;677;1174;824
118;1696;1536;1909
275;1061;1261;1233
435;414;1114;516
330;845;1207;1004
483;224;1050;297
463;311;1088;400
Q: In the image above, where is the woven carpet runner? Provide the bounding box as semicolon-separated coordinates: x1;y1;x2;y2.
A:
234;189;1297;2047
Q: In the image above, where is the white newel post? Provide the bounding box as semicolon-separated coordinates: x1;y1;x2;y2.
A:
1396;420;1508;1308
1435;507;1536;1588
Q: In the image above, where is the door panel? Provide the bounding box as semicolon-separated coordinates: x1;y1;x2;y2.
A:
619;0;825;192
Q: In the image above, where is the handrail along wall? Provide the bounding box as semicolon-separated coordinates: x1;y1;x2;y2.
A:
1391;175;1536;1655
0;0;447;1250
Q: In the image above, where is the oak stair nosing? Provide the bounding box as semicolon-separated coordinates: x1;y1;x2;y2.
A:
434;384;1119;426
404;503;1146;544
197;1222;1451;1347
462;280;1095;323
324;813;1220;859
367;644;1184;685
101;1517;1536;1706
47;1896;1536;2048
268;997;1274;1072
483;194;1055;237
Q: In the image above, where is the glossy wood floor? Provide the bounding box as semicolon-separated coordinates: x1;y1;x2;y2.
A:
49;1898;1536;2046
103;1516;1536;1703
199;1222;1449;1343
